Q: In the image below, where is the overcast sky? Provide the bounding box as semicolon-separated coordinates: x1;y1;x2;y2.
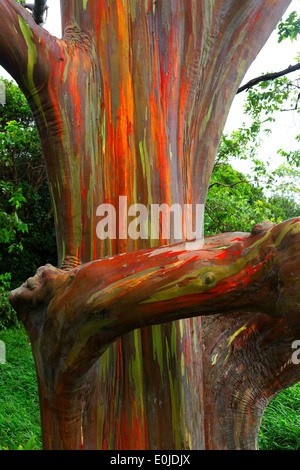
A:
225;1;300;174
1;0;300;176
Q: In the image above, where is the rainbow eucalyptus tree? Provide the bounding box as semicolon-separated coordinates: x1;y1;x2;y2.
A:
1;0;299;450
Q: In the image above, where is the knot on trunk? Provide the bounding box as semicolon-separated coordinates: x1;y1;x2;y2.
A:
251;220;275;235
61;255;81;271
63;23;92;51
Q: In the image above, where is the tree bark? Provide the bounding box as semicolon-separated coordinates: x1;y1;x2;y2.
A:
202;311;300;449
10;217;300;449
0;0;295;450
32;0;47;25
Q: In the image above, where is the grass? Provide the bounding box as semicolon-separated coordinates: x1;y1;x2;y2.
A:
0;326;42;450
0;326;300;450
259;383;300;450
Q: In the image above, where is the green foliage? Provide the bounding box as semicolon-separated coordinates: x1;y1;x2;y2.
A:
245;77;294;117
268;194;300;221
206;9;300;236
0;8;299;453
205;164;273;235
0;435;37;450
0;273;20;330
278;11;300;43
18;435;37;450
205;158;300;235
0;79;57;296
206;112;300;235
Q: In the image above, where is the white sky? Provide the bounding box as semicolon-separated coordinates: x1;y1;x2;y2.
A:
225;1;300;176
1;0;300;178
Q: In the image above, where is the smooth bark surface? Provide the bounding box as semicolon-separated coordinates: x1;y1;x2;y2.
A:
0;0;295;450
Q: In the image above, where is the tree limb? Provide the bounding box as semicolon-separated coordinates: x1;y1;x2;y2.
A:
9;217;300;381
0;0;51;89
33;0;47;26
208;180;249;190
237;62;300;94
22;2;49;26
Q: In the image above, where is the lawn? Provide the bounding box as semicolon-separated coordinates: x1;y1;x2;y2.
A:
0;326;300;450
259;384;300;450
0;327;42;450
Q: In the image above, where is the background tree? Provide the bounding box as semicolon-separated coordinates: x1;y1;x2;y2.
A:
0;79;56;329
206;9;300;235
0;80;56;283
1;0;300;451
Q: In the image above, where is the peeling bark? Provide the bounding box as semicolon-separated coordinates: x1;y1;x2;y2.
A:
0;0;295;450
202;311;300;449
9;217;300;449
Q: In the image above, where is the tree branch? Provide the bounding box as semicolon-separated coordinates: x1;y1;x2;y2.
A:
9;217;300;381
208;180;249;190
0;0;51;89
282;91;300;111
32;0;47;26
237;62;300;94
22;2;49;26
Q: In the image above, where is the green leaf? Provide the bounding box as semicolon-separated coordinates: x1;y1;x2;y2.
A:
24;436;36;450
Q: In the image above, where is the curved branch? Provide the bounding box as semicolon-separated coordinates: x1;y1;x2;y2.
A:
9;218;300;381
0;0;51;89
237;62;300;94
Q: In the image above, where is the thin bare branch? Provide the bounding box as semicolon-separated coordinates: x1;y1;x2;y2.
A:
282;91;300;111
237;62;300;94
208;180;249;190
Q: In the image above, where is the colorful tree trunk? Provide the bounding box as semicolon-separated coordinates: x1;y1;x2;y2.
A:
1;0;297;450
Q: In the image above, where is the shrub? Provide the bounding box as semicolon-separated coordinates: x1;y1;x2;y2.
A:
0;273;20;330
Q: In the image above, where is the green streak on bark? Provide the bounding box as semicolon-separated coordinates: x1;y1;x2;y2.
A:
49;183;58;225
142;222;298;304
63;49;70;84
87;265;162;308
139;131;153;205
130;329;145;418
101;111;106;153
152;325;164;382
171;322;177;357
228;323;248;346
62;240;65;263
165;339;181;448
18;16;47;125
56;175;61;199
139;141;146;178
62;316;117;372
